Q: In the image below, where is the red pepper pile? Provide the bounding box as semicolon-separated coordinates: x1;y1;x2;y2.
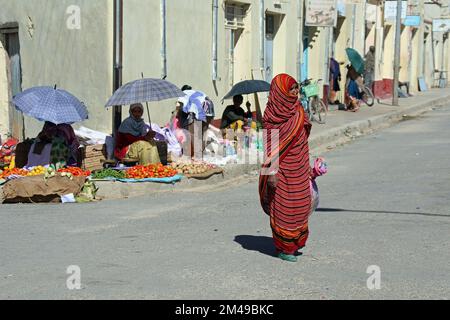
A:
125;163;178;179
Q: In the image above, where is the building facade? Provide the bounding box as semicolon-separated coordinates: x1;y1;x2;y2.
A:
0;0;304;139
0;0;448;140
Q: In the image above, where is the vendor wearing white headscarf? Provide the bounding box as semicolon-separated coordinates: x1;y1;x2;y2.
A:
114;103;160;165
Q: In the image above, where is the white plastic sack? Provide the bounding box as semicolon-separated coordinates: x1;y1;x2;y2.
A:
75;126;109;145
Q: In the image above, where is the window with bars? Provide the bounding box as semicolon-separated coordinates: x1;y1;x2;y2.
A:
224;3;248;29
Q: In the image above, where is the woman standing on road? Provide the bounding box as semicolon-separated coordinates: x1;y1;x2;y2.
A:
259;73;312;263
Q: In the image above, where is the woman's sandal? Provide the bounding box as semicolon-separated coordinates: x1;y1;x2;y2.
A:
278;252;298;262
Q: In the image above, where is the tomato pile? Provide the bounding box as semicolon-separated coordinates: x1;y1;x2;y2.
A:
57;167;91;177
0;168;29;179
125;163;178;179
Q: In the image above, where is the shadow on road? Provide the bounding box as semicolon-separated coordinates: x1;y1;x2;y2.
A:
234;235;277;258
316;208;449;218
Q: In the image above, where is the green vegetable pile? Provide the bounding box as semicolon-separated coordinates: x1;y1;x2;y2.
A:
91;168;126;179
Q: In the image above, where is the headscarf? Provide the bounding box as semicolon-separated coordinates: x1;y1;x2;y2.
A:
118;104;145;137
263;73;300;125
261;74;307;171
37;122;79;149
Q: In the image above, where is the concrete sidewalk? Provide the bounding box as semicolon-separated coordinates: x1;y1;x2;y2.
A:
2;87;449;202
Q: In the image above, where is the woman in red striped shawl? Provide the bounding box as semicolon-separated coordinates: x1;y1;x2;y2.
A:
259;73;313;262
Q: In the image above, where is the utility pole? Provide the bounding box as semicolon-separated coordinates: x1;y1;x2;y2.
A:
113;0;123;134
351;4;356;48
324;26;334;107
392;0;402;106
362;0;367;55
160;0;167;79
324;27;330;86
260;0;265;72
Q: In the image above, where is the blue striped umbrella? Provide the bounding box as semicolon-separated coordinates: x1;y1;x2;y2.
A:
13;86;88;125
105;78;185;107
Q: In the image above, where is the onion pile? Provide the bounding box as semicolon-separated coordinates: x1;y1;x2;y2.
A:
170;160;216;175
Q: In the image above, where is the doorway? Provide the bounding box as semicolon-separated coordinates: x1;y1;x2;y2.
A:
0;24;24;140
225;2;249;87
265;13;283;83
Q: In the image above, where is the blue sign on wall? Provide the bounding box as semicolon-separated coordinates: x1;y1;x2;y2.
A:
403;16;421;27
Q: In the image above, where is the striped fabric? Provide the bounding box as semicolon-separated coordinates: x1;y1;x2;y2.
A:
105;78;185;107
259;74;312;255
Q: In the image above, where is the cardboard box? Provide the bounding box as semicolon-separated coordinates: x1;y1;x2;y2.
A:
81;144;106;171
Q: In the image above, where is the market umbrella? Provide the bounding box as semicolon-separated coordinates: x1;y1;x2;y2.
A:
222;80;271;101
177;90;209;122
105;78;185;107
345;48;365;74
12;86;88;125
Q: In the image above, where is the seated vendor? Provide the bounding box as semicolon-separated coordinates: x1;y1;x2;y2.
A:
220;95;253;131
114;103;160;165
26;122;80;167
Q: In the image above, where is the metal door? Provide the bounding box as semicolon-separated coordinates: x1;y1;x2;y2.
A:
5;32;24;139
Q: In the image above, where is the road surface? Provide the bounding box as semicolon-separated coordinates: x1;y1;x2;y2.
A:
0;105;449;300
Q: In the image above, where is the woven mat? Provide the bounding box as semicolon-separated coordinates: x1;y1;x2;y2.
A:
184;167;224;180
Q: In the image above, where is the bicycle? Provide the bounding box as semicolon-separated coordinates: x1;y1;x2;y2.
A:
347;64;375;107
300;78;327;124
360;81;375;107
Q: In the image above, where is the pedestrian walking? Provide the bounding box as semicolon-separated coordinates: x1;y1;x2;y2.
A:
364;46;375;90
329;57;342;104
258;73;313;263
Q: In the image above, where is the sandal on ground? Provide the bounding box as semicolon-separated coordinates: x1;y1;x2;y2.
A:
278;252;298;262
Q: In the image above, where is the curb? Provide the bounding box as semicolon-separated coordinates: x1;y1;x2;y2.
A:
2;92;449;202
94;163;261;200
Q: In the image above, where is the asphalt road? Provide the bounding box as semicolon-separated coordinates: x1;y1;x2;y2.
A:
0;105;449;300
